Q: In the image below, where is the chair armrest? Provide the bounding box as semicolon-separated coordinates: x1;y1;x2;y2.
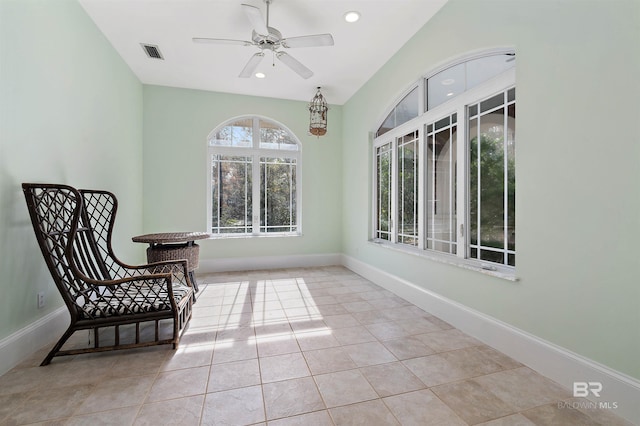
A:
110;259;195;289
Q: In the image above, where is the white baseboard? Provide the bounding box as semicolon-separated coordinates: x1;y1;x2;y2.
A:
198;252;342;274
0;307;68;375
341;254;640;424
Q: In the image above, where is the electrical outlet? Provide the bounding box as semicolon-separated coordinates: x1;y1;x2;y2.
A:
37;292;45;309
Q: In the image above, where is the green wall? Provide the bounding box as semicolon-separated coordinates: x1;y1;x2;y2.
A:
142;85;343;261
0;0;143;339
342;0;640;379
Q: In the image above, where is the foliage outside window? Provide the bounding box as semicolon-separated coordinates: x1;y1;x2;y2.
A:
398;131;419;246
469;89;516;265
375;143;392;240
208;117;301;236
372;52;516;270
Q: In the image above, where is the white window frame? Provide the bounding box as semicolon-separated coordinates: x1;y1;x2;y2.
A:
206;115;302;237
372;64;516;276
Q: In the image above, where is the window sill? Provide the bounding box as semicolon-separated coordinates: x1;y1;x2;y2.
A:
207;232;302;240
368;239;519;282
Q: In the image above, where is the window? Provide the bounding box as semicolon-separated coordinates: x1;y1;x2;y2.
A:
376;87;420;137
372;51;516;271
398;130;419;246
375;142;392;240
427;54;515;110
426;113;457;255
468;89;516;266
208;116;301;236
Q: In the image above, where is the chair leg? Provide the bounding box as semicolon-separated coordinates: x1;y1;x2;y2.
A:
40;326;75;366
188;271;199;292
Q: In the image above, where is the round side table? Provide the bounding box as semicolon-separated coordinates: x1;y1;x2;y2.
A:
132;232;210;292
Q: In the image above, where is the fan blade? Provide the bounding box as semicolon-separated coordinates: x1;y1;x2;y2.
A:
239;52;265;78
241;3;269;36
193;37;253;47
281;34;334;49
276;52;313;79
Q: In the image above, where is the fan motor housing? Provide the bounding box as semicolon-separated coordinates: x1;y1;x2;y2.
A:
252;27;282;50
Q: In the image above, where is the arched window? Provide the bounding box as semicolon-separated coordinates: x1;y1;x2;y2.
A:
207;116;301;236
373;50;516;271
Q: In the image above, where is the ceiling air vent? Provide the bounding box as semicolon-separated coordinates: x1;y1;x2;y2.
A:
141;43;164;60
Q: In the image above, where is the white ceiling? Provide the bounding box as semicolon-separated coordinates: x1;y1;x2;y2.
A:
79;0;448;105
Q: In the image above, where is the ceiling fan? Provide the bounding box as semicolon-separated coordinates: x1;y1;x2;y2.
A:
193;0;334;79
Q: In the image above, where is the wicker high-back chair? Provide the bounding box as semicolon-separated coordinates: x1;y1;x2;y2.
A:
22;183;194;365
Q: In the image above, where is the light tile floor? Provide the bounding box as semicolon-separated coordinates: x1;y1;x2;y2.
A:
0;266;633;425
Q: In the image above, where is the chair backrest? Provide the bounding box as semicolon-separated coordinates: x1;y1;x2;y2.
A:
79;189;130;279
22;184;112;319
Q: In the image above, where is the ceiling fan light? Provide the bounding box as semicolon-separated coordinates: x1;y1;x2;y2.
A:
344;11;360;23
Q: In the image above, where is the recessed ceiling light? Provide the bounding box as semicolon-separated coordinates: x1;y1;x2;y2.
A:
255;72;266;79
441;78;455;86
344;11;360;23
446;92;454;97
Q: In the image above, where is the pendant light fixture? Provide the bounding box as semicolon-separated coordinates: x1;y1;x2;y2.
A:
308;87;328;137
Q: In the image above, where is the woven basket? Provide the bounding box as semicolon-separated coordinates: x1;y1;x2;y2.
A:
147;244;199;271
